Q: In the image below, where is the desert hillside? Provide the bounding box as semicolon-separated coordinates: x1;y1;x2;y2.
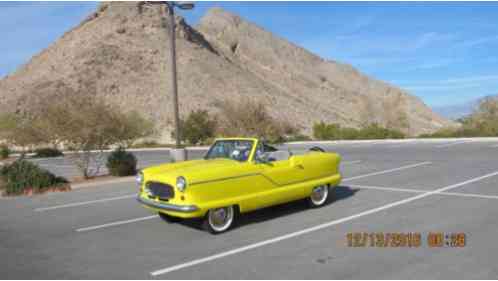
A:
0;2;454;141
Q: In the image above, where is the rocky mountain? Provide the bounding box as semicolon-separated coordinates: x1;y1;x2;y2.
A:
0;2;454;141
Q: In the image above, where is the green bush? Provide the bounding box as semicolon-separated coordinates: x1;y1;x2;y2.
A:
0;160;69;195
313;122;405;140
176;109;217;145
0;145;9;159
313;122;343;140
106;147;137;177
33;147;64;158
358;123;405;139
285;134;312;142
418;127;484;138
217;100;299;144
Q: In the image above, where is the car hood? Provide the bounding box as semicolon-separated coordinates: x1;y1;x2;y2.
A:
142;158;248;185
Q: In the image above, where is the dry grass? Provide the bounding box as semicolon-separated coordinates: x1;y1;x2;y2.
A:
216;99;298;143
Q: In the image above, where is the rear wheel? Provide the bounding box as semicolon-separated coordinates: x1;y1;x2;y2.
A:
203;206;236;234
158;212;182;223
308;185;330;207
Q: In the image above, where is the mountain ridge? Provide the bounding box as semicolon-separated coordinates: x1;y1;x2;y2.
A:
0;2;454;141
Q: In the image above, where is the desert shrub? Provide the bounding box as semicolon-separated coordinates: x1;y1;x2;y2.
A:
358;123;405;139
313;122;405;140
0;160;69;195
34;94;153;178
0;164;7;190
0;84;153;179
0;113;43;151
132;141;165;148
313;122;343;140
472;97;498;133
0;145;9;159
418;127;461;138
176;109;217;145
420;126;488;138
340;127;361;140
106;147;137;177
217;100;299;144
285;134;312;142
33;147;64;158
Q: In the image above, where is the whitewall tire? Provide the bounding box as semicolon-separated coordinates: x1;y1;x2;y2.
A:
203;206;236;234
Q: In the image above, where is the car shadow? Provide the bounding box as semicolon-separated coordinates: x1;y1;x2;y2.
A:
234;185;360;229
177;185;360;232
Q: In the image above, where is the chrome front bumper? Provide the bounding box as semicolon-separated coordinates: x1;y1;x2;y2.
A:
137;196;199;213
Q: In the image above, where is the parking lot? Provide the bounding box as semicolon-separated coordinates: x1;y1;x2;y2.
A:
2;139;498;278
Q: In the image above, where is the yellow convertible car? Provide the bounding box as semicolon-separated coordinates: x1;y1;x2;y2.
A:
136;138;341;234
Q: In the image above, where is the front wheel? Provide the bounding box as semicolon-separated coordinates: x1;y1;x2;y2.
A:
307;185;330;207
203;206;236;234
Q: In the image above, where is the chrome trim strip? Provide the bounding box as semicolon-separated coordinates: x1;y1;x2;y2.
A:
190;173;261;186
190;172;340;187
137;196;198;212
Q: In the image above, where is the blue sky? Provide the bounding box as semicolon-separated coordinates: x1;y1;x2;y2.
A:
1;1;497;108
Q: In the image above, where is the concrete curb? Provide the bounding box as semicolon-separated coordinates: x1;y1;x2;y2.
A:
71;176;135;190
286;137;498;145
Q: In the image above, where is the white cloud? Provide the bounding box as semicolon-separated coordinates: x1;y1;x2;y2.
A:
398;74;498;92
456;35;498;49
441;75;498;84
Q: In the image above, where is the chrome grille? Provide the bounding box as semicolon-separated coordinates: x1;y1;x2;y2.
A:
146;182;174;200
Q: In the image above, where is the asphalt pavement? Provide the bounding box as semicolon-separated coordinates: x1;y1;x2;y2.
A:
2;139;498;279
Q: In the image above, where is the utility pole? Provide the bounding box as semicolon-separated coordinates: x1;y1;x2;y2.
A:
144;1;194;161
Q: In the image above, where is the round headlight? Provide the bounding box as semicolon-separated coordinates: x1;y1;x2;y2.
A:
176;176;187;192
136;171;144;186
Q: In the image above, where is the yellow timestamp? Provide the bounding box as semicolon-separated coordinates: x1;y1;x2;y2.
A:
346;232;467;248
346;232;422;248
427;232;466;248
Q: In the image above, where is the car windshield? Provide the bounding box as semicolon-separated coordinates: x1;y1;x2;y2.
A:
205;140;255;162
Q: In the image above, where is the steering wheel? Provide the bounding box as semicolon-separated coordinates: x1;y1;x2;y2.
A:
309;146;325;152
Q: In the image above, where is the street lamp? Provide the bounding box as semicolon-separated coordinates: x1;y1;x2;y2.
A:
144;1;194;161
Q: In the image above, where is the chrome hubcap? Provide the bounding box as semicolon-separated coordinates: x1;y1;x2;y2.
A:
311;185;328;205
208;206;234;232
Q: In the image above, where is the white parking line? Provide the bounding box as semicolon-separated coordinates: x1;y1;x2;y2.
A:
343;162;431;182
350;184;498;200
436;141;471;148
76;215;158;232
348;184;426;193
35;193;136;212
441;191;498;200
150;169;498;276
342;160;361;165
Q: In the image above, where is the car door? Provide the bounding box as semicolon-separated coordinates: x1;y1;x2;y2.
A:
254;144;310;205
